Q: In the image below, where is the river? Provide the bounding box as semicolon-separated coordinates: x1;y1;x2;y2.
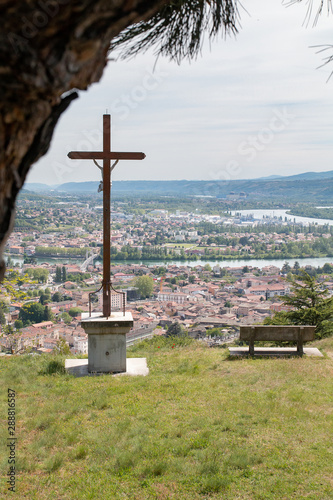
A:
231;209;333;226
6;254;333;271
4;255;83;266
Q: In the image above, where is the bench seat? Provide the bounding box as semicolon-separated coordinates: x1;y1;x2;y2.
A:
239;325;315;356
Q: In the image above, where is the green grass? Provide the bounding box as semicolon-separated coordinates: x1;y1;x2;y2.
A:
165;243;199;249
0;337;332;499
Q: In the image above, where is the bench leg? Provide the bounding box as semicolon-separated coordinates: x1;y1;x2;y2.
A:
297;340;303;356
297;328;304;356
249;327;255;356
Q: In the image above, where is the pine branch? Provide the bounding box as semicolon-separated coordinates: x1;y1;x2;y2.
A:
283;0;333;27
283;1;333;80
110;0;241;63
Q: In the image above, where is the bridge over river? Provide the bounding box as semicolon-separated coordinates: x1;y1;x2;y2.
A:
80;252;99;272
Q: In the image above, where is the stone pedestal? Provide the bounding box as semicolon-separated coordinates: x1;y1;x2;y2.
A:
81;312;133;373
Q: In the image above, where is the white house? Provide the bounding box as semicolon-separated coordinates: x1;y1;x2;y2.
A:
74;336;88;354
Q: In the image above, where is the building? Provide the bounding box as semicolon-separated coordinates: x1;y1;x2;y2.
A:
246;283;290;299
111;291;127;310
96;291;127;311
125;287;139;301
157;291;188;304
73;336;88;354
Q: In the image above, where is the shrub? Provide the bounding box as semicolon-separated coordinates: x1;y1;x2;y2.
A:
39;359;65;375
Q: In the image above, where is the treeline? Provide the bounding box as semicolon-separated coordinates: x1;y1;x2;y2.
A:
105;246;199;261
286;207;333;220
202;236;333;260
281;261;333;277
13;219;37;230
196;222;333;236
34;246;89;257
24;267;49;283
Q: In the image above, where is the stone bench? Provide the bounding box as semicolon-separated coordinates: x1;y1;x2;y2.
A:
239;325;315;356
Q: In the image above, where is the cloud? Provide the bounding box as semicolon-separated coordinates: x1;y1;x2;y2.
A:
27;0;333;185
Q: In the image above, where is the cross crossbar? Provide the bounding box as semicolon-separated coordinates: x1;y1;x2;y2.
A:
68;152;145;160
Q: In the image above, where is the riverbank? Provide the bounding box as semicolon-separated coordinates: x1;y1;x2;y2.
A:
5;253;333;270
286;207;333;221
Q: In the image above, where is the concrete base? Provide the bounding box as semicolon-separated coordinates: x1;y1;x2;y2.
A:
228;347;323;357
65;358;149;377
81;312;133;373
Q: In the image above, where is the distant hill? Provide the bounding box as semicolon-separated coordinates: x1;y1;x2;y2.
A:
259;175;284;180
55;181;100;192
24;183;54;192
282;170;333;181
24;170;333;200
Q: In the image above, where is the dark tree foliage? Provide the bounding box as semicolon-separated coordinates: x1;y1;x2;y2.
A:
111;0;333;81
282;262;291;274
283;272;333;326
39;293;51;305
55;266;62;283
0;308;6;326
68;307;83;318
166;322;187;337
321;262;333;273
110;0;241;62
19;303;46;325
43;306;53;322
135;275;154;298
52;292;63;303
266;271;333;338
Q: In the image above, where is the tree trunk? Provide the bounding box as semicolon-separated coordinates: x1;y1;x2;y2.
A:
0;0;166;278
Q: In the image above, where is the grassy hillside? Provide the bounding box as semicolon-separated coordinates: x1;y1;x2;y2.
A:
1;337;332;499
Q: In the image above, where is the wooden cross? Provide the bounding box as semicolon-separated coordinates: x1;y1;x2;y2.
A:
68;114;145;317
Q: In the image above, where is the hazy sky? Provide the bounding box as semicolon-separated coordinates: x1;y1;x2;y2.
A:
27;0;333;186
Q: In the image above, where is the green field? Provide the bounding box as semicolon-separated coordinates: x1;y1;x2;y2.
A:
165;243;199;249
1;337;332;499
